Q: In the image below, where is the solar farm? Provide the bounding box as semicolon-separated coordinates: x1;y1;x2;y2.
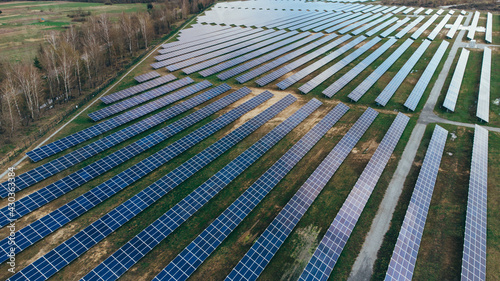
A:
0;1;498;281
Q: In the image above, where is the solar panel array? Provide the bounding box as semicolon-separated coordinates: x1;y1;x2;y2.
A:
379;18;410;38
2;82;218;198
348;39;414;102
461;125;488;281
447;15;464;39
325;13;372;33
88;77;194;121
476;47;491;123
134;71;160;83
385;125;448;281
25;81;213;163
467;11;480;40
101;75;177;104
352;13;393;36
277;35;365;90
365;17;398;37
256;35;351;87
5;91;280;281
323;38;397;98
485;12;492;43
395;16;424;39
403;7;415;14
338;13;384;34
0;88;251;227
80;98;321;281
299;113;409;281
428;14;451;40
375;39;431;106
404;40;449;111
299;36;381;94
443;48;470;112
411;14;439;40
413;7;424;15
225;108;379;281
153;103;350;281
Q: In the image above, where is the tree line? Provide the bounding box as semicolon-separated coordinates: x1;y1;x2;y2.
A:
0;0;214;139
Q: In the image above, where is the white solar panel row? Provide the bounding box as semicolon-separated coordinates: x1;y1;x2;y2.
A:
404;40;449;111
425;8;433;15
443;48;470;112
326;12;373;33
428;14;451;40
379;18;411;38
447;15;465;39
485;12;492;43
338;13;384;34
395;16;424;39
402;7;414;14
467;11;480;40
461;125;488;281
411;14;439;39
391;6;407;14
437;9;445;15
351;13;393;35
476;47;491;123
366;17;399;37
134;71;160;83
449;10;455;15
413;7;424;15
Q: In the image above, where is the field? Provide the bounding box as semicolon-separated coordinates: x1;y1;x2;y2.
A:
0;1;147;61
0;2;498;281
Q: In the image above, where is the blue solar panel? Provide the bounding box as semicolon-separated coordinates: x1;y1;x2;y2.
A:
0;88;251;227
461;125;488;281
25;81;212;163
134;71;160;83
101;75;177;104
338;13;384;34
5;91;283;281
311;12;357;32
80;97;321;281
352;13;393;36
404;41;449;111
153;102;350;281
88;77;194;121
379;18;410;38
299;113;409;281
443;48;469;112
411;14;439;39
476;47;491;123
385;125;448;281
446;15;464;39
225;108;379;281
395;16;424;39
325;13;372;33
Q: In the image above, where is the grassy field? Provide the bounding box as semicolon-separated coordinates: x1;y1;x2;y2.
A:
0;1;147;61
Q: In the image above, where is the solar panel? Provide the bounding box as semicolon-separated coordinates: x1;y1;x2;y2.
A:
428;14;451;40
476;47;491;122
257;34;351;87
446;15;464;39
338;13;384;34
404;40;449;111
375;39;431;106
379;17;411;38
2;82;219;197
134;71;160;83
391;6;407;14
351;14;393;35
436;9;445;15
225;108;379;281
485;12;492;43
413;7;424;15
299;113;410;281
365;17;398;37
218;33;323;81
236;34;338;84
424;8;433;15
449;10;455;15
298;12;346;31
461;125;488;281
153;102;350;281
402;7;414;14
25;81;212;163
199;32;309;77
385;125;448;281
411;14;439;39
280;12;332;30
88;77;194;121
311;12;360;32
467;11;480;40
101;75;177;104
300;36;381;94
0;92;278;274
288;13;338;31
443;48;469;112
80;98;322;281
395;16;424;38
323;38;397;97
161;25;232;49
325;13;372;33
0;87;252;227
4;91;289;281
277;35;366;90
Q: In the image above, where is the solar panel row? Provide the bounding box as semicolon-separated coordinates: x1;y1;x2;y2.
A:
299;112;410;281
80;97;321;281
446;15;464;39
467;11;480;40
476;47;491;123
443;48;470;112
375;39;431;106
351;13;393;35
402;7;414;14
225;108;379;281
312;12;358;32
437;9;445;15
385;125;448;281
391;6;407;14
411;14;439;40
257;34;351;87
25;81;213;163
461;125;488;281
280;12;332;30
395;16;424;39
428;14;451;40
134;71;160;83
325;13;372;33
160;25;230;49
338;13;384;34
379;17;410;38
236;34;338;84
297;12;345;32
299;36;381;94
218;33;324;81
323;38;397;98
199;32;310;77
277;35;365;90
425;8;433;15
101;75;177;104
0;87;251;228
413;7;424;15
404;40;449;111
2;82;218;198
154;102;350;281
88;77;194;121
5;91;279;281
485;12;492;43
